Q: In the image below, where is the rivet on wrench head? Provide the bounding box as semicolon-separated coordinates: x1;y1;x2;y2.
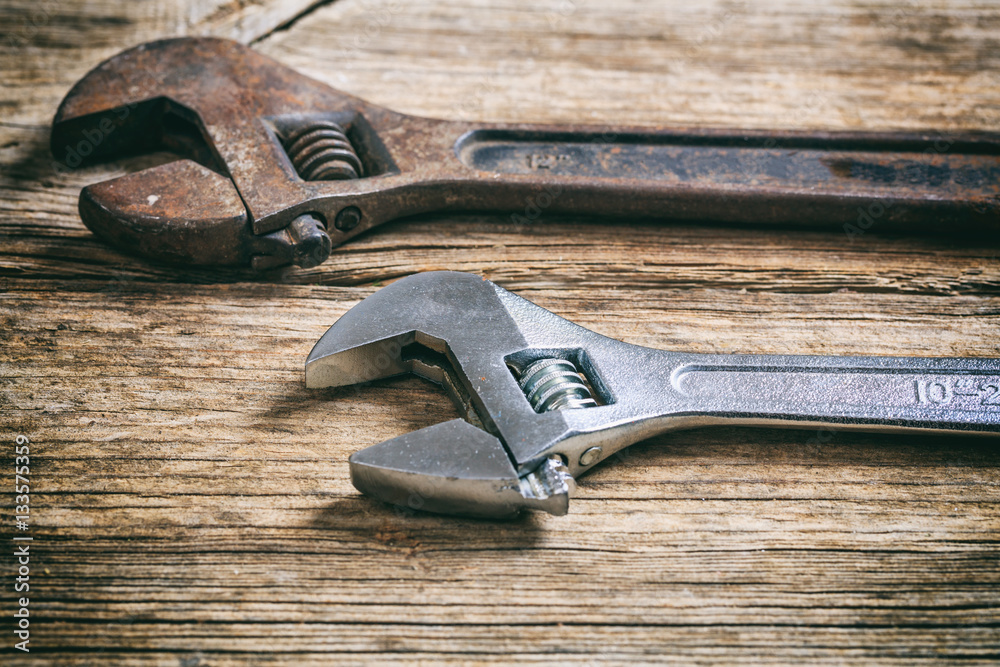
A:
305;271;1000;519
334;206;362;232
579;446;603;467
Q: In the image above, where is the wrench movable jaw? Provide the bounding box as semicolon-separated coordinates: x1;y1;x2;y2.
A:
348;420;574;519
78;160;250;266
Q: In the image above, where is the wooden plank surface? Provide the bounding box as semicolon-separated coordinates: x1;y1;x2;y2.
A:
2;0;1000;664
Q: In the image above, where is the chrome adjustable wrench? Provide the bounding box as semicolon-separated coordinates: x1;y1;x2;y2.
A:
306;272;1000;519
51;38;1000;269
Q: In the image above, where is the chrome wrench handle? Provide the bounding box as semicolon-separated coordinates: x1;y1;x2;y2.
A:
665;353;1000;431
526;346;1000;477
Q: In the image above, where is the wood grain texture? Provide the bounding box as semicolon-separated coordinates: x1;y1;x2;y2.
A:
2;0;1000;664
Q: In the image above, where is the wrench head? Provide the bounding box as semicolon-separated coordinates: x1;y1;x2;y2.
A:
51;37;399;268
306;271;622;518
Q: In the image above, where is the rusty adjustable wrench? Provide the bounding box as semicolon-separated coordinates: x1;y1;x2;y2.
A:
52;38;1000;269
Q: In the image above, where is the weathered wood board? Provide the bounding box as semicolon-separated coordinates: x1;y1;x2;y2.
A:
2;0;999;664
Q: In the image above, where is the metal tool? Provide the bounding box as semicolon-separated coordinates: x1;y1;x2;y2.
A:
52;37;1000;270
306;271;1000;519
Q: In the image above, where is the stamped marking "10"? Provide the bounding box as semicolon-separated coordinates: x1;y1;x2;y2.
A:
915;378;1000;406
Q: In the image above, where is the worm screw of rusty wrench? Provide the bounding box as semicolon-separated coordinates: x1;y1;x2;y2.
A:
306;272;1000;519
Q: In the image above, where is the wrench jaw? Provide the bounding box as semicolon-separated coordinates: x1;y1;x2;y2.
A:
305;271;522;391
305;272;719;517
52;64;256;265
305;332;413;391
348;420;574;519
304;271;706;517
78;160;251;266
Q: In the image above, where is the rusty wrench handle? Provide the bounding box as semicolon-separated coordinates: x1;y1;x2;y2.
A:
336;119;1000;238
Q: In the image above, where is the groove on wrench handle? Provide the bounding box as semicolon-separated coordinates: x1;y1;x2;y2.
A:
457;129;996;191
451;127;1000;229
671;355;1000;433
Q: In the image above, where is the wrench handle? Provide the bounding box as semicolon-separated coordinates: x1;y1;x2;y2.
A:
670;354;1000;434
444;126;1000;231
